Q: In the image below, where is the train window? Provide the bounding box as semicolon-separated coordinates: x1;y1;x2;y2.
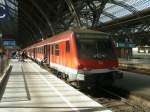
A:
76;38;116;60
42;47;44;53
47;45;50;55
55;44;59;56
52;45;54;55
48;46;49;54
66;41;70;52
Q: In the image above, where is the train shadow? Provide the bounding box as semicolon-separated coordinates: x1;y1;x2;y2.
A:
79;85;130;100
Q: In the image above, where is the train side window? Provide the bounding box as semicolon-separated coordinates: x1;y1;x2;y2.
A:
42;47;44;53
55;44;59;56
66;41;70;52
48;45;50;54
52;45;54;55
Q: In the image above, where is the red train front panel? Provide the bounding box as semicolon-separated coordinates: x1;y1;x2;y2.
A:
74;33;119;83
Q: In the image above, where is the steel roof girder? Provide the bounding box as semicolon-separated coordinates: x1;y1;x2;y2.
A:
65;0;81;27
29;0;55;35
110;0;137;14
19;8;45;39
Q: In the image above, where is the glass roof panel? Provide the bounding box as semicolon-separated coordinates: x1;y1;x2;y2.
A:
132;0;150;11
100;14;112;23
104;4;131;17
112;8;132;18
0;0;5;4
118;0;150;11
100;0;150;23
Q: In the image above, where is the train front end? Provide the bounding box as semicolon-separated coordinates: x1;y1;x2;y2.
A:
74;32;123;87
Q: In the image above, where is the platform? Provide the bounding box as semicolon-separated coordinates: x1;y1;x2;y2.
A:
119;58;150;71
0;59;111;112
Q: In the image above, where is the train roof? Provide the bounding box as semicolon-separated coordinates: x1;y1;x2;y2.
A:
25;29;108;49
48;29;108;38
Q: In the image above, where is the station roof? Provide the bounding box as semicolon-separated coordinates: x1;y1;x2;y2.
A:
0;0;150;47
100;0;150;23
0;0;17;36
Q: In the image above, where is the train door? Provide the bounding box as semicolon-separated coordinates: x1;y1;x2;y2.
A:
65;40;70;67
44;45;50;64
33;48;36;59
51;44;55;65
44;45;49;64
44;45;47;59
61;42;66;66
47;45;51;65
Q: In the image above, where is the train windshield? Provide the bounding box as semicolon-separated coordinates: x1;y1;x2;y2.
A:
76;36;116;60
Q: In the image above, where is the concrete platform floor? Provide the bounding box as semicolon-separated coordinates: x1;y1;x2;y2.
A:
0;59;111;112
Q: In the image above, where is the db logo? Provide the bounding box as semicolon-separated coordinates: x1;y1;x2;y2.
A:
0;5;6;19
98;61;103;65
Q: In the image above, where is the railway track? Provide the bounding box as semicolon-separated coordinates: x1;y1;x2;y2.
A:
81;87;149;112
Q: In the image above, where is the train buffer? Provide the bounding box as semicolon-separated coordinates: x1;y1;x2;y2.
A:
0;59;111;112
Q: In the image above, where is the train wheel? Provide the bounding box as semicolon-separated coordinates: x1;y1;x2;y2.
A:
62;73;66;80
65;75;69;83
57;72;62;79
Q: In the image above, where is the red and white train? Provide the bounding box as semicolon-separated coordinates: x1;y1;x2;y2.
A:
24;29;122;87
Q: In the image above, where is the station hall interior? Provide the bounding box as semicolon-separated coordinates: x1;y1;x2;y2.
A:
0;0;150;112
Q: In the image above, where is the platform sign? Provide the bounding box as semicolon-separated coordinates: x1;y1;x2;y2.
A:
116;43;136;48
3;39;16;48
